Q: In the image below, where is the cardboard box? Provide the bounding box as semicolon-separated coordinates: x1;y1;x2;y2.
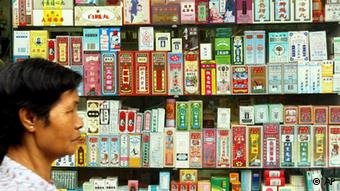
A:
13;31;30;56
109;135;120;167
101;52;118;96
239;106;255;125
312;125;327;167
184;51;200;95
74;6;122;26
309;31;327;61
29;30;48;59
268;32;289;63
135;51;151;95
149;132;164;168
138;27;154;51
128;134;141;167
203;129;216;168
263;123;280;168
216;129;231;168
253;0;271;23
284;106;298;124
86;100;100;134
83;28;100;51
120;134;129;167
32;9;73;26
195;0;209;24
313;106;328;124
175;131;190;168
296;125;312;167
329;106;340;124
267;64;283;94
236;0;252;23
255;104;269;124
216;64;232;95
151;52;168;95
250;65;267;94
232;125;247;167
280;125;296;167
118;51;135;95
123;0;150;25
298;105;313;124
232;66;249;94
200;60;217;95
99;135;110;167
168;53;184;96
87;135;99;167
84;53;101;96
288;31;309;62
189;132;203;168
248;126;262;167
283;63;298;93
70;36;82;65
155;32;171;51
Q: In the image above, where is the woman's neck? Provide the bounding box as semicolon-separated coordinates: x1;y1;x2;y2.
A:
7;145;53;182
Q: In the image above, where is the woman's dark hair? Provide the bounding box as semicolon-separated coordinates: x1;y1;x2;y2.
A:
0;58;82;162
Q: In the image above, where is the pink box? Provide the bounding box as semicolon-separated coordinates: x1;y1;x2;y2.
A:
236;0;253;24
70;36;83;65
84;53;101;96
203;129;216;168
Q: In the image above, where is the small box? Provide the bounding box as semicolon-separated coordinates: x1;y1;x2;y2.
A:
75;134;87;167
254;31;266;64
268;32;289;63
313;106;328;124
171;38;183;53
298;105;313;124
123;0;150;25
189;100;203;130
13;31;30;56
325;4;340;22
180;169;198;183
232;36;243;65
284;106;298;124
267;64;283;94
183;27;199;51
253;0;271;23
211;176;229;191
108;135;120;167
119;134;129;167
149;133;164;168
217;108;231;129
269;104;283;123
141;132;150;167
155;32;171;51
159;172;171;191
99;136;110;167
151;4;180;25
128;180;138;191
108;28;121;51
138;27;154;51
273;0;292;22
215;38;231;64
195;0;209;24
236;0;252;23
309;31;327;61
30;30;49;59
321;60;334;77
264;178;285;186
232;66;249;94
47;39;56;62
250;65;267;94
83;28;100;51
321;76;333;93
239;106;255;125
128;134;141;167
254;104;269;124
329;106;340;124
216;64;232;95
118;51;135;95
32;9;74;26
200;43;212;60
309;61;322;94
86;100;100;133
181;0;196;24
288;31;309;62
297;62;310;94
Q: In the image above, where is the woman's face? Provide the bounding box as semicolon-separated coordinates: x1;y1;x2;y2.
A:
33;90;83;159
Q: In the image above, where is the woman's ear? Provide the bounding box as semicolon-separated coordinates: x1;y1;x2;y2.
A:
18;108;36;132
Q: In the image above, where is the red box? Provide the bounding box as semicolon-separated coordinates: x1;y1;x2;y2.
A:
195;0;209;24
47;39;56;62
151;51;168;95
263;123;280;168
118;51;135;96
329;106;340;124
232;66;249;94
264;170;284;178
284;106;298;124
264;177;285;186
56;36;69;66
298;105;314;124
313;106;328;125
70;36;83;65
232;125;247;167
203;129;216;168
135;51;151;95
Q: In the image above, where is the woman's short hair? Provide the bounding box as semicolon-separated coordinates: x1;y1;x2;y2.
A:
0;58;82;159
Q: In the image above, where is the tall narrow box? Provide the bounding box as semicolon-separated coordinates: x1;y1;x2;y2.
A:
232;125;247;167
329;126;340;167
268;32;289;63
149;133;164;168
175;131;190;168
168;52;184;96
250;65;267;94
283;63;298;93
280;125;296;167
70;36;83;65
216;129;231;168
151;52;168;95
128;134;141;167
83;28;100;51
263;123;280;168
189;132;203;168
296;125;312;167
184;51;200;95
248;126;262;167
118;51;135;96
101;52;118;96
312;125;327;167
84;53;101;96
203;129;216;168
236;0;252;23
164;128;176;167
288;31;309;62
135;51;151;95
267;64;283;94
200;60;217;95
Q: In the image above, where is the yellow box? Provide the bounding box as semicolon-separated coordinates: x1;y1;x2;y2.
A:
30;30;49;59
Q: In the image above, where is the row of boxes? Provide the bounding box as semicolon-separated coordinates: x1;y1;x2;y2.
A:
12;0;340;27
54;125;340;168
239;105;340;125
13;29;331;65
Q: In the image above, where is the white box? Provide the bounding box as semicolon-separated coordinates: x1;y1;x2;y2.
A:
239;106;255;125
149;133;164;168
200;43;212;60
172;38;182;53
155;32;171;51
309;31;327;61
138;27;154;51
217;108;231;129
13;31;30;56
175;131;190;168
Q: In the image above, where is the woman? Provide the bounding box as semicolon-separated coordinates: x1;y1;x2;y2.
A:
0;58;83;190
